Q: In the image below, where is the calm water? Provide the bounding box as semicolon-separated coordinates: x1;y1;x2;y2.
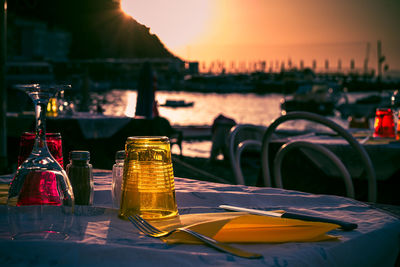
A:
95;90;368;157
98;90;369;126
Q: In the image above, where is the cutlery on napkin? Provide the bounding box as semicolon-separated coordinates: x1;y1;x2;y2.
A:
219;205;357;231
150;212;340;244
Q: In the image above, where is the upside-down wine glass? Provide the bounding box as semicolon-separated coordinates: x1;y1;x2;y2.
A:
7;84;75;240
7;84;74;207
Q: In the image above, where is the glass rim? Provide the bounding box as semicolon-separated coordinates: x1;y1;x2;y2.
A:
375;107;393;113
22;132;61;137
127;136;169;142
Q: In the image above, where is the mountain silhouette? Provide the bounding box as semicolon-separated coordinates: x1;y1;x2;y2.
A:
7;0;177;59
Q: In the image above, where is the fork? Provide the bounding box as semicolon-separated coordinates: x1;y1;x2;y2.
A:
128;214;262;259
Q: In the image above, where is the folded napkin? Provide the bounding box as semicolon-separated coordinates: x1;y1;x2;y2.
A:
151;212;340;244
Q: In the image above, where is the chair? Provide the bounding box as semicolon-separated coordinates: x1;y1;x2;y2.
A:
210;115;237;161
273;140;355;198
228;124;267;185
229;124;355;198
261;111;377;203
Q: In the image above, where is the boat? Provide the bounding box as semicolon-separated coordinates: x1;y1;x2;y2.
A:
160;100;194;108
280;82;343;115
336;91;394;119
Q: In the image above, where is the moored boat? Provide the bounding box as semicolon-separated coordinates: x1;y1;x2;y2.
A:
160;100;194;108
280;81;343;115
336;91;394;119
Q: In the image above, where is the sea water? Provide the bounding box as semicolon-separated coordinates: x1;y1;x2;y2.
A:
93;90;371;157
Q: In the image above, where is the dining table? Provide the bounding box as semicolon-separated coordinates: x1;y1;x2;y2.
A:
0;169;399;266
6;112;135;140
5;112;180;170
270;130;400;182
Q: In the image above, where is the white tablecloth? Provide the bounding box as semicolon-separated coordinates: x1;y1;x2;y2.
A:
0;170;399;266
54;113;132;139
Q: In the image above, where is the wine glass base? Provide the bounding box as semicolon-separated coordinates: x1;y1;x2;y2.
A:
7;205;74;241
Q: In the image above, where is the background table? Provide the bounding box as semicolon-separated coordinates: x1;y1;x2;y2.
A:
271;132;400;181
5;113;180;171
268;132;400;204
0;170;399;266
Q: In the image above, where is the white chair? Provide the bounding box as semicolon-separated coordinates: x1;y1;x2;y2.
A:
261;111;377;202
273;140;355;198
228;124;266;185
228;124;352;192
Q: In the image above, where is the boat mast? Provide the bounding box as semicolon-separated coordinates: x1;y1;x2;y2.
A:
377;40;385;83
364;42;370;76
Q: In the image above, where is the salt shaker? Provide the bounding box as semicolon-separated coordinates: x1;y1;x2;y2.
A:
112;150;125;208
66;151;93;205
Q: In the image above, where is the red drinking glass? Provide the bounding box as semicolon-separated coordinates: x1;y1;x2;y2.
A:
16;170;61;206
17;132;64;168
397;113;400;140
373;108;395;138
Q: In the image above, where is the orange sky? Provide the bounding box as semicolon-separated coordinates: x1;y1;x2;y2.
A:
121;0;400;73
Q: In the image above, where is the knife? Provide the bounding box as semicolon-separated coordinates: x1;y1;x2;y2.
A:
219;205;357;231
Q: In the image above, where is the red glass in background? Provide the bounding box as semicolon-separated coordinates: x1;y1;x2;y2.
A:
373;108;395;138
397;113;400;140
17;132;64;168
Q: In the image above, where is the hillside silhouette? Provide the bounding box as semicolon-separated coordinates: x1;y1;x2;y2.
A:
7;0;177;59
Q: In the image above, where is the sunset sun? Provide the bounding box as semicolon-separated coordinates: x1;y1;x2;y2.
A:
121;0;212;51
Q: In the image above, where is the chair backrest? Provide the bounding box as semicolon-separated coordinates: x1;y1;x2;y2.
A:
228;124;266;184
261;111;377;202
273;140;355;198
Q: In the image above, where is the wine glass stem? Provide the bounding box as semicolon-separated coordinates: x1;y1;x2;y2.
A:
33;101;49;153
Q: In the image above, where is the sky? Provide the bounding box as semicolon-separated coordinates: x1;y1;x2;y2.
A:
121;0;400;73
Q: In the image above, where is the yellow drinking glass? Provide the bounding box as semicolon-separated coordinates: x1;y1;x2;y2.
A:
46;97;58;117
119;136;178;220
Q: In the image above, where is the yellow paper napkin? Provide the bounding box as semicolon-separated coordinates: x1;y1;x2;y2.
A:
151;212;340;244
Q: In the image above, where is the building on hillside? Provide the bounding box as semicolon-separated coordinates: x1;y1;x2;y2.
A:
8;18;71;62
